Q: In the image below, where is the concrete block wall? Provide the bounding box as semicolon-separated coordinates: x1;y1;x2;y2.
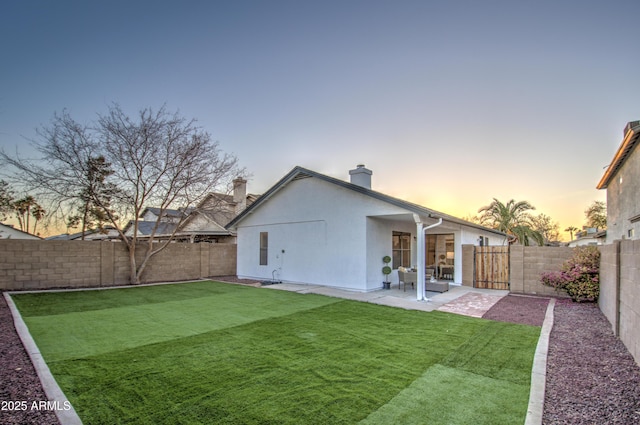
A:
461;245;474;287
509;245;573;296
598;242;619;333
600;240;640;365
0;240;237;290
619;240;640;364
0;240;103;290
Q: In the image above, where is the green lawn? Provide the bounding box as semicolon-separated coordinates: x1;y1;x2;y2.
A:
13;281;540;424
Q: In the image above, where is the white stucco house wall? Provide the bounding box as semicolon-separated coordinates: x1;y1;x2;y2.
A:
226;165;507;299
597;120;640;243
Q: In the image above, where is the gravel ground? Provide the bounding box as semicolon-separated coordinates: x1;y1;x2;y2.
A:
542;298;640;424
2;286;640;424
0;295;60;425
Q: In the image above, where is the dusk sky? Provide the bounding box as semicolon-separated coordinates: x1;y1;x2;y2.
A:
2;0;638;239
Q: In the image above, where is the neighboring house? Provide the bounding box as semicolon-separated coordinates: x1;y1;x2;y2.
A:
0;223;41;240
125;178;259;243
597;120;640;243
226;165;507;298
567;227;606;247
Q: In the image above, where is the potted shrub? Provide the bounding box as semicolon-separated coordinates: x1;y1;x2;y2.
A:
382;256;392;289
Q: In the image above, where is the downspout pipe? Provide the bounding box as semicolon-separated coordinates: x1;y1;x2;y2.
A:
414;214;443;301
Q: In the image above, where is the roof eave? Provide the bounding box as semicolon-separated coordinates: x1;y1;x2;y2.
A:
597;123;640;189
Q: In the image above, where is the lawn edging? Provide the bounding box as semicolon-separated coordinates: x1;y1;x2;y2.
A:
525;297;555;425
4;292;83;425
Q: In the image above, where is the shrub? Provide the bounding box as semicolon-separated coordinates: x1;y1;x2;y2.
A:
540;246;600;302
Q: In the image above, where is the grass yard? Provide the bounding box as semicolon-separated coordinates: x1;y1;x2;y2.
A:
12;281;540;424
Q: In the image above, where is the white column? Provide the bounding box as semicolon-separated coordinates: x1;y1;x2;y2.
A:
414;214;443;301
414;214;426;301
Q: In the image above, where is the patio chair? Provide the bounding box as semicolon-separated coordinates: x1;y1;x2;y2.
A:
397;270;415;292
426;268;436;280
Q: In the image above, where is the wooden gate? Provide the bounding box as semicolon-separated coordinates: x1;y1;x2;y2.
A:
474;246;510;290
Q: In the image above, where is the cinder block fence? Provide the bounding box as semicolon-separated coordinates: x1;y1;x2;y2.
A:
2;239;638;366
0;240;236;290
599;240;640;365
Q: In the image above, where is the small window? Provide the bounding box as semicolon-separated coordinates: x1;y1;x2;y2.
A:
392;231;411;269
259;232;268;265
628;229;635;238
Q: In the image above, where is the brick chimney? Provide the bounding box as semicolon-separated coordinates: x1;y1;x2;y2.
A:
233;178;247;215
349;164;372;189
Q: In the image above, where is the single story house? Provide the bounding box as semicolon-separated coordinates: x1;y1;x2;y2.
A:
226;165;507;300
597;120;640;243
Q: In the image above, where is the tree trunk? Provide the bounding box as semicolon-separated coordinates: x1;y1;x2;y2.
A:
128;244;139;284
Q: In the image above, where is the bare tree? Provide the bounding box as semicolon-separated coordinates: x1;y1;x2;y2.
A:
0;104;244;284
0;109;104;230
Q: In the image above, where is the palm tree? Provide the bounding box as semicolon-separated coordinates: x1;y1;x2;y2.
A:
565;226;579;241
31;204;46;235
14;196;36;232
13;196;45;234
477;198;544;246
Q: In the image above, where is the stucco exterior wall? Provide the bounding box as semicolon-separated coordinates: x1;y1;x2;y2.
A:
235;177;411;290
605;145;640;243
235;175;506;290
0;240;236;290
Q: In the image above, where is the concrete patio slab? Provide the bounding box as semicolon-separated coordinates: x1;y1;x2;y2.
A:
262;282;510;316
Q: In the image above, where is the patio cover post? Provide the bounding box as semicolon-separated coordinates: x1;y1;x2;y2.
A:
414;214;443;302
415;218;425;301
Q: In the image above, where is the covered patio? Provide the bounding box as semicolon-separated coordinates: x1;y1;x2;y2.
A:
367;211;506;301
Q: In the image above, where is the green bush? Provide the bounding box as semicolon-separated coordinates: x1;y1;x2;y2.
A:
540;246;600;302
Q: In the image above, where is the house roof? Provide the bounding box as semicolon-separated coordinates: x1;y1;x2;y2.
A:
46;226;118;240
226;166;506;237
139;207;190;219
597;120;640;189
0;222;42;239
124;220;178;236
177;191;260;234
